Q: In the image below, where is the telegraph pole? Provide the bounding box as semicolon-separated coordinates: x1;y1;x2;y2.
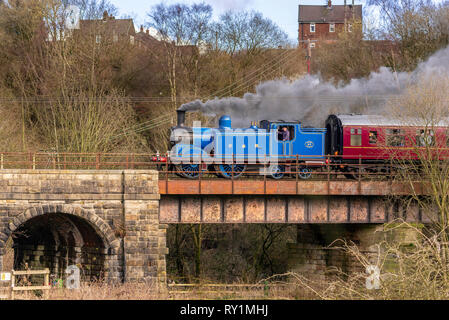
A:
306;39;312;74
299;39;313;74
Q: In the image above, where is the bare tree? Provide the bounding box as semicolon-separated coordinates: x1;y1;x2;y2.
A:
388;75;449;241
0;0;146;153
147;2;213;108
65;0;118;20
368;0;449;70
210;10;289;56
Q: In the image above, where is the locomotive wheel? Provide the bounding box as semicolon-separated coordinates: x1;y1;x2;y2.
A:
298;166;312;180
269;165;285;179
217;164;246;179
176;164;200;179
343;166;368;180
344;173;356;180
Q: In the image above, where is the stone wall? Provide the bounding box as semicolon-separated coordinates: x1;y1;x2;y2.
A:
0;170;167;284
287;224;420;282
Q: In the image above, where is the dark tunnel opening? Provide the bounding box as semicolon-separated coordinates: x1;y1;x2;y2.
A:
12;213;107;282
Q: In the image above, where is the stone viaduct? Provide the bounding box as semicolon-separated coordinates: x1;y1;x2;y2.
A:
0;170;427;284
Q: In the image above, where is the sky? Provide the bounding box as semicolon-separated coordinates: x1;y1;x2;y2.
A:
108;0;368;42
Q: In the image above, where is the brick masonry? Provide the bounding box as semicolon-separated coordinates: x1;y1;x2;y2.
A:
0;170;167;284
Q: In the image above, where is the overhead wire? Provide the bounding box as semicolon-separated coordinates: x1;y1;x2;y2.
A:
4;48;441;139
204;49;294;100
112;49;303;137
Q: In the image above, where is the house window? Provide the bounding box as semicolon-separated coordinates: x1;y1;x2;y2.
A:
310;23;316;33
369;131;378;144
113;34;118;42
350;128;362;146
386;129;405;147
329;23;335;32
95;35;101;43
130;35;135;45
348;24;353;32
416;129;435;147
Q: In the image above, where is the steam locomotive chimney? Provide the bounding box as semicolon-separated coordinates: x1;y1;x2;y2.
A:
177;110;186;127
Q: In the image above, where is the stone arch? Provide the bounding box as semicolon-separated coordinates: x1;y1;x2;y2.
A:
4;204;120;251
1;204;122;281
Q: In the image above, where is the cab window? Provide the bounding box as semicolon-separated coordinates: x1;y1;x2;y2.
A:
277;126;294;141
350;128;362;146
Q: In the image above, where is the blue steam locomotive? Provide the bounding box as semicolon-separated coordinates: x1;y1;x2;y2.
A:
168;110;326;179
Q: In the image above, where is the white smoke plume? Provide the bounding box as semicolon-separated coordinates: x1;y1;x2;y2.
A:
180;46;449;128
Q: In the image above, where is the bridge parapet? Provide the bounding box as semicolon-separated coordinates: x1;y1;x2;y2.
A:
159;180;424;196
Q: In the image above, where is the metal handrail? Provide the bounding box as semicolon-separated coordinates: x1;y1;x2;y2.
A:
0;151;436;183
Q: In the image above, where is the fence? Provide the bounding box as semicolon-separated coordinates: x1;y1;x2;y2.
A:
1;269;50;300
167;282;296;299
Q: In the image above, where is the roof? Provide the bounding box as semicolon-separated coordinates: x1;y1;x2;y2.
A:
79;18;135;36
335;114;449;127
135;31;161;46
298;4;362;23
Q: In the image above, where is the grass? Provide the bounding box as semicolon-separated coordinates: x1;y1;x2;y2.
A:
4;279;319;300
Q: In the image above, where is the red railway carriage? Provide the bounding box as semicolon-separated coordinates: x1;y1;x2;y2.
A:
325;114;449;165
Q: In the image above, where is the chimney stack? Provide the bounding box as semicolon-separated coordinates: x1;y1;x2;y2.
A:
177;110;186;127
140;25;144;33
146;29;149;35
352;0;355;20
344;0;347;29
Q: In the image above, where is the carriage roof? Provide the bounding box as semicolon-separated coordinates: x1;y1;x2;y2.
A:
334;114;449;128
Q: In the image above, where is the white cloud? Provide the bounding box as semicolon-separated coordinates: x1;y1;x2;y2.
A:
206;0;255;12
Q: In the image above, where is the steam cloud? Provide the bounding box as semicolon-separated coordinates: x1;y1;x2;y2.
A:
179;46;449;128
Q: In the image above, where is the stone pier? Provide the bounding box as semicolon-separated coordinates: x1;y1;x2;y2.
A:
0;170;167;284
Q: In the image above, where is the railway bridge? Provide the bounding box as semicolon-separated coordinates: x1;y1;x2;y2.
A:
0;153;429;284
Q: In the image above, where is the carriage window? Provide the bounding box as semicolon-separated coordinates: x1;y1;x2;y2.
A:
447;130;449;147
369;131;378;144
386;129;405;147
277;126;294;141
350;128;362;146
416;129;435;147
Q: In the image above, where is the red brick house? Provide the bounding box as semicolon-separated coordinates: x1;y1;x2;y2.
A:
298;1;362;48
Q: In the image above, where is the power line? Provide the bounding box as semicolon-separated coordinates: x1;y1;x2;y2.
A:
205;49;295;100
108;50;303;137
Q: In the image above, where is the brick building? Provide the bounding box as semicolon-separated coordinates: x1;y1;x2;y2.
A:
75;11;136;45
298;1;362;48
